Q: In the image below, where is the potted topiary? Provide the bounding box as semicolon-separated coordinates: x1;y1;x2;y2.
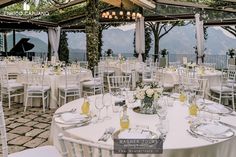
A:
159;49;168;67
227;48;235;58
227;48;236;65
160;48;168;58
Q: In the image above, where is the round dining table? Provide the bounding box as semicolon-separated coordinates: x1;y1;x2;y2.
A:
17;67;93;108
161;68;222;86
49;94;236;157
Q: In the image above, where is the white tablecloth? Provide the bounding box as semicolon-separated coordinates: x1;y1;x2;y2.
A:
161;69;222;89
50;95;236;157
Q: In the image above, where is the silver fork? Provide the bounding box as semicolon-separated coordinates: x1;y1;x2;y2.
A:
103;127;115;141
98;127;115;141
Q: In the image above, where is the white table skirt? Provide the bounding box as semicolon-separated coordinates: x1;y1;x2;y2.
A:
49;95;236;157
161;69;222;89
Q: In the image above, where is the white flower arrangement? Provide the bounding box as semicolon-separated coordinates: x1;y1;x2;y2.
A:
134;83;163;114
134;83;163;101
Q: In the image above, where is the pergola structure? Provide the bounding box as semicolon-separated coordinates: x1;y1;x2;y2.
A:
0;0;236;29
0;0;236;68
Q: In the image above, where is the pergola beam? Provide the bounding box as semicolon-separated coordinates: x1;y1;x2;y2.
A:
224;0;236;3
0;0;23;9
0;15;58;28
155;0;236;13
28;0;86;20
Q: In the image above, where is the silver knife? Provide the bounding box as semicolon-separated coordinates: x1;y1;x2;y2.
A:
187;129;217;143
219;121;236;130
62;122;90;130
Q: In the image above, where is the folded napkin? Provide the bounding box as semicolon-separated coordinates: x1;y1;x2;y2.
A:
61;113;87;123
119;129;150;139
198;123;229;136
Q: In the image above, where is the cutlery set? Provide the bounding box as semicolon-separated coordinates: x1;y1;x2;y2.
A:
98;127;115;142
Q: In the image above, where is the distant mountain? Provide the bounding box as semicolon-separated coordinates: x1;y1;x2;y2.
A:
4;25;236;57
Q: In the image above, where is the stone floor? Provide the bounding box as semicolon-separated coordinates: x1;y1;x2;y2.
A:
0;103;56;155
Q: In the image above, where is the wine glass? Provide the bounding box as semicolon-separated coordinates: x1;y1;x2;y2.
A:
102;93;112;120
156;97;168;120
156;118;169;140
95;95;104;123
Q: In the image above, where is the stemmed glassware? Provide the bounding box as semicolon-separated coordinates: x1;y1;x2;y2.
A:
102;93;112;120
155;96;169;139
95;95;104;123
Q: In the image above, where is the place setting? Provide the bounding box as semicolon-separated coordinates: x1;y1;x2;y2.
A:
185;94;236;143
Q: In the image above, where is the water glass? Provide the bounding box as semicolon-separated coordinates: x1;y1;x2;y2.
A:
102;93;112;120
95;95;104;123
157;118;169;138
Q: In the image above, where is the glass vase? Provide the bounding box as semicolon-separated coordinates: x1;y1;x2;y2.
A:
140;98;156;114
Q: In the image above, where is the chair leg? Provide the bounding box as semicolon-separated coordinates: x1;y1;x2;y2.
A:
47;91;50;109
64;92;67;105
58;90;61;107
42;93;45;113
24;94;28;112
8;92;11;109
232;94;235;110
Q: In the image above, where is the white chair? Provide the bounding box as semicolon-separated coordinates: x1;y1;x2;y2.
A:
228;64;236;71
121;61;135;76
82;66;104;96
142;65;156;84
155;67;175;91
0;66;24;108
24;68;50;112
58;134;113;157
58;67;81;106
0;102;62;157
183;77;208;98
209;72;235;110
107;75;131;93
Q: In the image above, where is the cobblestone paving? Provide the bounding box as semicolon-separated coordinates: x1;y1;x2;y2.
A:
0;103;56;155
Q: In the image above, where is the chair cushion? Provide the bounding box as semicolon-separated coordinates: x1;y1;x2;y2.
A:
9;146;61;157
59;84;80;91
27;85;50;92
143;78;155;83
104;69;115;74
2;82;23;89
83;80;102;87
210;86;233;93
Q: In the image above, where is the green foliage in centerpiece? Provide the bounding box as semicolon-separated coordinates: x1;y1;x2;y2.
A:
134;83;163;114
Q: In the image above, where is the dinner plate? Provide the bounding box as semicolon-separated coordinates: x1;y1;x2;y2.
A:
201;103;233;115
54;113;91;125
112;128;158;139
190;122;234;139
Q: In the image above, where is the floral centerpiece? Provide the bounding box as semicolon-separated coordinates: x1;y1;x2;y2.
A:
134;83;163;114
118;54;126;63
53;62;62;75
